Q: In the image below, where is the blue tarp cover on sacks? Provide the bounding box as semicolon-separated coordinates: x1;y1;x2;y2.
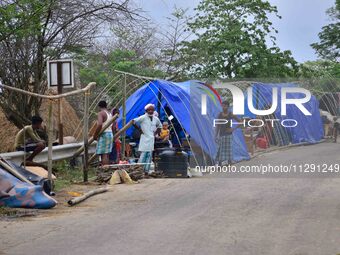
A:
0;168;57;209
243;83;323;144
118;80;250;162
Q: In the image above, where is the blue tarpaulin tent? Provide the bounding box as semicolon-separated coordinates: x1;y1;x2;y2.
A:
243;83;323;144
118;80;250;163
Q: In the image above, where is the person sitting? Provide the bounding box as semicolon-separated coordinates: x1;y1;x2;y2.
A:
14;116;46;163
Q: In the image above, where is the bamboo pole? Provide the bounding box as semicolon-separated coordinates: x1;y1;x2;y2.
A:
0;82;96;99
83;91;90;182
113;120;133;141
58;98;64;145
122;74;127;160
113;69;157;81
72;114;119;158
86;120;134;165
0;159;33;185
47;100;53;184
67;187;109;206
87;153;97;165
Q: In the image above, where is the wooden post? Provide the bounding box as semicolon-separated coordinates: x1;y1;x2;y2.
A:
83;91;90;183
57;62;64;145
121;74;127;160
47;100;53;185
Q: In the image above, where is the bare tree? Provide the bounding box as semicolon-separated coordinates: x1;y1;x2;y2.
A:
160;7;191;79
109;21;161;60
0;0;140;128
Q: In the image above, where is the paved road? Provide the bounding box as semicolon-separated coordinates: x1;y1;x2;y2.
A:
1;142;340;255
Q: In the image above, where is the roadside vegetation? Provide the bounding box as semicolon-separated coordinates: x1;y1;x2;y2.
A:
53;161;96;192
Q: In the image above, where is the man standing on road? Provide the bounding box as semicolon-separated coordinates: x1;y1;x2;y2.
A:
132;104;162;174
215;101;243;166
14;116;46;164
93;100;113;166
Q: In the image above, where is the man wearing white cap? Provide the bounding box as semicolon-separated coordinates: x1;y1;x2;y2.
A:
132;104;162;173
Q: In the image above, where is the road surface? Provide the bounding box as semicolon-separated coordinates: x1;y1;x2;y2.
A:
1;142;340;255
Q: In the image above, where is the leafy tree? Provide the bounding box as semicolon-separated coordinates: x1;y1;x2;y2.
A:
0;0;137;128
180;0;297;79
311;0;340;62
300;60;340;78
77;49;165;88
237;47;298;78
297;60;340;93
77;20;166;89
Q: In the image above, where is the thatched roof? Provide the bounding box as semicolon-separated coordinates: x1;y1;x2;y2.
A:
0;98;82;153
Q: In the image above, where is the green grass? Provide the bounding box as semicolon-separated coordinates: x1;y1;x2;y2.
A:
53;160;96;191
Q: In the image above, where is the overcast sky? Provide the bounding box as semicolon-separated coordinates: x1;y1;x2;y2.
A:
136;0;335;63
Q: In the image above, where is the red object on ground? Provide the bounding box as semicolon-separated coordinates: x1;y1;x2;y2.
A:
256;137;268;149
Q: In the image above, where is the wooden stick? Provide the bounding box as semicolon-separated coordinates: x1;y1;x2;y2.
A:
113;120;133;141
83;91;90;182
67;187;109;206
122;74;127;160
86;120;134;165
0;159;34;185
88;153;97;164
113;69;157;81
72;114;119;158
47;100;53;184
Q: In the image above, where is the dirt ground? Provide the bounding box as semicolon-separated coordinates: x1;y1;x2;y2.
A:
0;182;106;221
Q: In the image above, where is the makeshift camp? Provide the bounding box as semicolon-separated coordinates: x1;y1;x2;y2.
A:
243;83;323;145
118;80;250;164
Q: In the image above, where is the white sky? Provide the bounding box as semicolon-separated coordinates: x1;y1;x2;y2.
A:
136;0;335;63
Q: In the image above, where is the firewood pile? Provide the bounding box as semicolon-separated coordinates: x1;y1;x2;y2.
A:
147;171;166;178
96;164;144;183
96;164;167;183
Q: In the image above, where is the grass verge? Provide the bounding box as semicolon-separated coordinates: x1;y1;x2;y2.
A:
53;160;96;192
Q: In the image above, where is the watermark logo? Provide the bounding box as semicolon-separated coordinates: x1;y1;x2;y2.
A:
201;83;312;116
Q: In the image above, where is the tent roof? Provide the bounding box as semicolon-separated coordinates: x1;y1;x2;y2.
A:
118;80;250;162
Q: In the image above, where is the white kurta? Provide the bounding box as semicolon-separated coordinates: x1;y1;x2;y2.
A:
134;114;162;152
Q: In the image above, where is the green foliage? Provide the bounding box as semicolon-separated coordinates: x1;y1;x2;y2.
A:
77;51;111;87
0;0;48;39
300;60;340;78
53;160;96;191
180;0;297;79
237;48;298;78
311;0;340;61
298;60;340;93
0;0;138;128
76;49;165;88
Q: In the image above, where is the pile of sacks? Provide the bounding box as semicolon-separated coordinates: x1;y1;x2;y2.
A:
0;162;57;209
